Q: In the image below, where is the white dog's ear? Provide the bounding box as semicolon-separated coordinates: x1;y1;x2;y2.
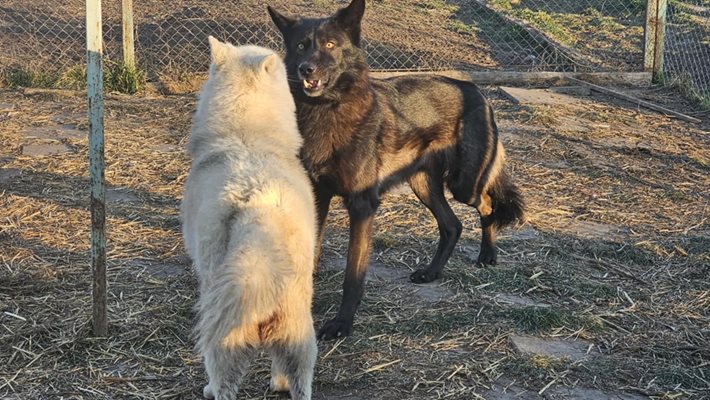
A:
208;36;228;66
259;53;281;75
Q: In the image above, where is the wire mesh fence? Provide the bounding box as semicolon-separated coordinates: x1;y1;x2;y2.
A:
664;0;710;105
0;1;708;103
128;0;650;74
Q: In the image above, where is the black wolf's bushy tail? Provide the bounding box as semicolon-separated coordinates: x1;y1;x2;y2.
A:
488;169;525;229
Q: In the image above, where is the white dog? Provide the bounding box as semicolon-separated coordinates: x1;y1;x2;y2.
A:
181;37;317;400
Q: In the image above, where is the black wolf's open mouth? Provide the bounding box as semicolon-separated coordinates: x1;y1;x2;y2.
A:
303;79;328;94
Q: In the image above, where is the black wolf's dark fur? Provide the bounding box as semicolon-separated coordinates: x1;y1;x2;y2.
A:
268;0;525;340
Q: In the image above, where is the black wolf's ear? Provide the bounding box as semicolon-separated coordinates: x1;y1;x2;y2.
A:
333;0;366;47
267;6;297;34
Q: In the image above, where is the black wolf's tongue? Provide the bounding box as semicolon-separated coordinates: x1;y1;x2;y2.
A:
304;79;321;89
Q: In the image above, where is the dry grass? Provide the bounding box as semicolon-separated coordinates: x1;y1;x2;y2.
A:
0;86;708;399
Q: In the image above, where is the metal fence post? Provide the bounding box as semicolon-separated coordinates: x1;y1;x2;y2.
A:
122;0;135;68
86;0;107;337
644;0;668;80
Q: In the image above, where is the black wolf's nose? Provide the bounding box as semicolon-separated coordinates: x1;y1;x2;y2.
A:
299;62;316;77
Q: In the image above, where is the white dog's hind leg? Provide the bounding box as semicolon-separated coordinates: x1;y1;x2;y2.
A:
202;383;214;399
269;331;317;400
203;345;253;399
269;357;290;393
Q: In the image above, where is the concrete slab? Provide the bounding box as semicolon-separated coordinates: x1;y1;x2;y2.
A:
499;86;586;106
550;86;592;96
510;335;593;362
413;281;454;303
0;102;16;112
106;188;142;204
544;386;647;400
565;220;625;241
23;125;84;141
0;168;22;184
483;381;538;400
21;142;71;156
485;380;648;400
367;261;408;282
509;225;540;241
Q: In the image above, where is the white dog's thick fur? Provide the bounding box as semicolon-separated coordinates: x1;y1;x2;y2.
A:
181;37;317;400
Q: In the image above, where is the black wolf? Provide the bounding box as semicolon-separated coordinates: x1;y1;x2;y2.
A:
268;0;525;340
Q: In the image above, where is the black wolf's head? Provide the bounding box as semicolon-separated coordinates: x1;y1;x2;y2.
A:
267;0;368;101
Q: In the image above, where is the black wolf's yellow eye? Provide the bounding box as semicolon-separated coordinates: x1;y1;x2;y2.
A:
297;43;305;50
325;41;335;49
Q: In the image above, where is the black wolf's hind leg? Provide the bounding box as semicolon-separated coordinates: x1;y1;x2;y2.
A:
408;171;462;283
476;192;497;265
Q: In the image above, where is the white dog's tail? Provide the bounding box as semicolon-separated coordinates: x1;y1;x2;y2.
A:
195;242;291;352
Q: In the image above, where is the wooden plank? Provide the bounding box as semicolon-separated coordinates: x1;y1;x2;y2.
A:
549;86;592;96
644;0;668;78
567;77;701;123
86;0;108;337
653;0;668;79
644;0;659;72
371;70;653;86
122;0;135;68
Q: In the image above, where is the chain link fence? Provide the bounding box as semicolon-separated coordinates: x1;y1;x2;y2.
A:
664;0;710;105
0;1;707;103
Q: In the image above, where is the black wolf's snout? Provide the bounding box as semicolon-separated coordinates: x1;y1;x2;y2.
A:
298;62;317;78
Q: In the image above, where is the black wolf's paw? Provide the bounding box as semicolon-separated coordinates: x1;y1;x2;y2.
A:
410;269;441;284
477;246;498;266
318;318;353;341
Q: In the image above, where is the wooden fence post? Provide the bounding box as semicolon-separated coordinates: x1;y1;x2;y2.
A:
122;0;135;68
643;0;668;81
86;0;107;337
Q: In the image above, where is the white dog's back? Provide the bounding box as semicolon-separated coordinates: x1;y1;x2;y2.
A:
181;37;317;400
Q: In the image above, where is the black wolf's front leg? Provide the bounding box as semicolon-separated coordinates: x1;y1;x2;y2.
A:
318;193;378;340
312;183;333;273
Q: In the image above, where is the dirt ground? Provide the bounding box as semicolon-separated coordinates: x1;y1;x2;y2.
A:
0;83;708;400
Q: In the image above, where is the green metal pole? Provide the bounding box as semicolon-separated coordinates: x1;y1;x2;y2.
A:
86;0;107;337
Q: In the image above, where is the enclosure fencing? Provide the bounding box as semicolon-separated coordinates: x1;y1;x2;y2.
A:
0;1;708;102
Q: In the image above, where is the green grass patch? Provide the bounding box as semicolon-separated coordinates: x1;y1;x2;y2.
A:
447;20;477;35
396;309;479;336
2;61;146;94
575;281;617;302
667;73;710;111
508;306;601;333
2;67;58;88
56;66;87;90
105;61;145;94
449;264;532;292
372;233;403;250
502;354;565;384
415;0;458;13
514;9;574;45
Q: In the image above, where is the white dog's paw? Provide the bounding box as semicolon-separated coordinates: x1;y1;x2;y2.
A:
203;383;215;399
270;374;290;392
